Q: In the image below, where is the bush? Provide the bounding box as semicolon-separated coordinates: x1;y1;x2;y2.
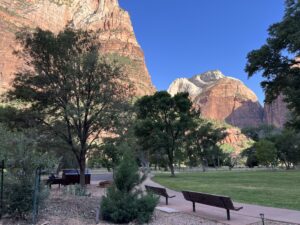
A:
0;126;56;219
101;150;158;224
3;178;34;218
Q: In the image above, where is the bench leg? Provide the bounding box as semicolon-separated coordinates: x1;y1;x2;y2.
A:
193;202;195;212
166;197;168;205
226;209;230;220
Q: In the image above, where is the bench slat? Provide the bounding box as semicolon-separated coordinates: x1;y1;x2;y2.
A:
145;185;176;205
182;190;243;220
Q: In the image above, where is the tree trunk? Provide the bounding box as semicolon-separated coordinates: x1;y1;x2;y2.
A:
79;157;86;187
168;148;175;176
201;158;206;172
169;163;175;176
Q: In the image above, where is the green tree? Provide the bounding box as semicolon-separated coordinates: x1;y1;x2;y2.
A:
255;139;278;167
8;28;131;186
272;129;300;169
245;0;300;129
241;147;259;168
134;91;196;176
101;150;158;224
186;119;226;171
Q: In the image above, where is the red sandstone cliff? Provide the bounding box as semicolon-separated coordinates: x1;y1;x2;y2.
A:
168;70;264;128
0;0;155;96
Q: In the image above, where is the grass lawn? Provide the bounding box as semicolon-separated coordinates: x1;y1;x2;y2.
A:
153;170;300;210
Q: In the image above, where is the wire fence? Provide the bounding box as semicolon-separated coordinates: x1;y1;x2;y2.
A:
0;161;43;224
0;160;4;220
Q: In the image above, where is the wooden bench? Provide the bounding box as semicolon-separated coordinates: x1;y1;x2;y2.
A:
47;177;64;188
182;191;243;220
145;185;175;205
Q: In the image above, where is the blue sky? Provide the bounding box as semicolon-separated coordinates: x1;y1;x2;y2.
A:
119;0;285;104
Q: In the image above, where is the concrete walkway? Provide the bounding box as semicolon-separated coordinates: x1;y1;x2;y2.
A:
144;177;300;225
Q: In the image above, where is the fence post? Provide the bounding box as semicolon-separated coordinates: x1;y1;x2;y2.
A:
0;160;4;220
32;167;41;224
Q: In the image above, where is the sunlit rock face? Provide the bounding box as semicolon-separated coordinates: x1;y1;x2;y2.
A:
168;70;264;128
0;0;155;96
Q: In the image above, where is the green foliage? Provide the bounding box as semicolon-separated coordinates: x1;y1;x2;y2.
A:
89;111;139;170
134;91;196;176
186;119;226;169
241;147;258;168
0;125;56;219
271;129;300;169
245;0;300;129
8;27;131;186
242;125;278;141
242;126;300;169
49;0;74;6
101;151;158;224
255;140;278;167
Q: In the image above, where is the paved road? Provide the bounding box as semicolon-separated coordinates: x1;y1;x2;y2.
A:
91;173;113;182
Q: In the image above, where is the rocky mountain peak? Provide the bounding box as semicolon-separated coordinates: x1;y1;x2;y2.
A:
168;70;264;128
192;70;225;83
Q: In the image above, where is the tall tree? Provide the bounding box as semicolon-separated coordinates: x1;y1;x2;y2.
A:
186;119;226;171
134;91;196;176
8;28;131;186
272;129;300;169
245;0;300;129
255;140;278;167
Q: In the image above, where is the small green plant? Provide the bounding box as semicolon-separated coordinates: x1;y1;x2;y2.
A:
101;150;158;224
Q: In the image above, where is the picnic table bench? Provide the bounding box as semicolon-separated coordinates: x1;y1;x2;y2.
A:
145;185;175;205
46;169;91;187
47;177;64;188
182;190;243;220
62;169;91;185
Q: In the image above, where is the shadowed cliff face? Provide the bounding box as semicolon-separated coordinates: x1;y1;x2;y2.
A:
168;70;264;128
0;0;155;96
264;94;289;128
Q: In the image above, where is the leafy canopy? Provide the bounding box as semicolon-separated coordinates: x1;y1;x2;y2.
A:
8;27;131;185
245;0;300;128
134;91;196;176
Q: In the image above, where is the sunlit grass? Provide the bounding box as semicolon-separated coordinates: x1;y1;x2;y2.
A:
153;170;300;210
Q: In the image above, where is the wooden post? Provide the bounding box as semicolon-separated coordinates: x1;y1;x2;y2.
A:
166;197;168;205
226;209;230;220
95;207;100;224
193;202;195;212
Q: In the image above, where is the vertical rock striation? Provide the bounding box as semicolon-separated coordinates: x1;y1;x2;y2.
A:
263;94;289;128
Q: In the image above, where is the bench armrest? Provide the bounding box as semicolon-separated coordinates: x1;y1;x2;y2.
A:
234;206;243;211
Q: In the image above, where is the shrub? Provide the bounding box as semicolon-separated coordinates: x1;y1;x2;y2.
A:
101;150;158;224
0;126;56;219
